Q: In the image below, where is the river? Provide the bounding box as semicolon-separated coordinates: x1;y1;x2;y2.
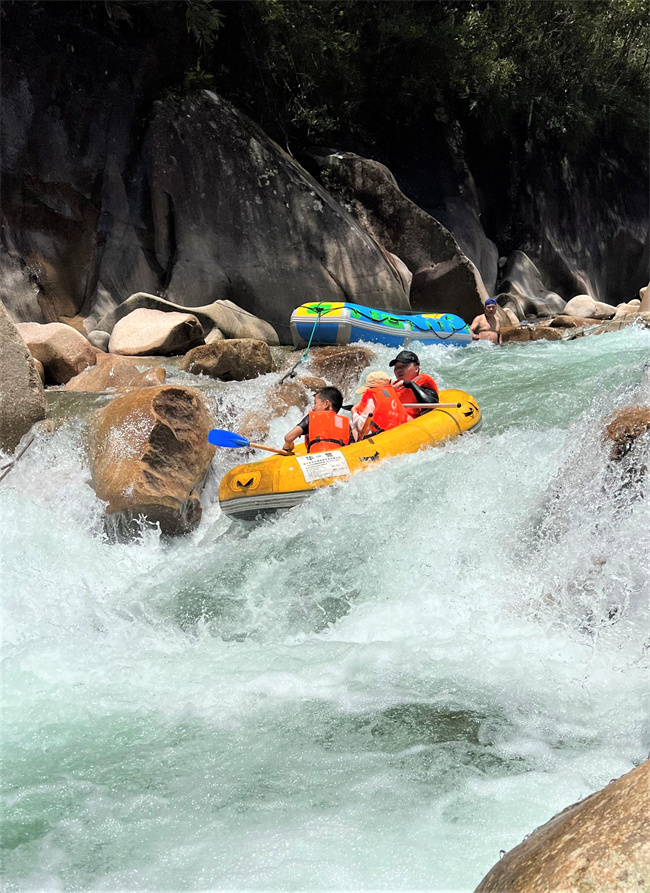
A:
2;326;649;892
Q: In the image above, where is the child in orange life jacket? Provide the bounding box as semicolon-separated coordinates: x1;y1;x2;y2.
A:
283;387;352;454
351;370;409;440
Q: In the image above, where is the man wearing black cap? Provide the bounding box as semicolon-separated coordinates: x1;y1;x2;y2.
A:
389;350;439;417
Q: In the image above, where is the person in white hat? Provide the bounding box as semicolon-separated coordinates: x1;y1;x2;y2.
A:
351;370;410;440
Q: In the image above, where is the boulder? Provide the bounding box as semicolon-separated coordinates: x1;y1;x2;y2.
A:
93;293;278;346
298;376;328;393
16;321;97;384
0;303;46;452
550;315;600;328
604;406;650;461
474;760;650;893
640;284;650;311
614;300;641;318
322;152;488;323
530;326;564;341
142;92;408;341
496;306;520;328
64;356;166;392
563;295;617;320
238;380;312;444
108;308;204;357
180;339;274;381
497;251;567;320
89;385;215;536
304;346;375;396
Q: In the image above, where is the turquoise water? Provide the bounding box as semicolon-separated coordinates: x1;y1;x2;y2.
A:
2;327;649;891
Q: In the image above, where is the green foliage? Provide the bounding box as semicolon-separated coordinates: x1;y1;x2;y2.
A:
185;0;224;51
209;0;648;154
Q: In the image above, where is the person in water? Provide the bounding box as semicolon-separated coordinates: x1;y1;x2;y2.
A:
352;370;409;440
390;350;439;417
283;386;351;454
470;297;502;343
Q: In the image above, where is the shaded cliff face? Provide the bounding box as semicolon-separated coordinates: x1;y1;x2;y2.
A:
0;5;407;341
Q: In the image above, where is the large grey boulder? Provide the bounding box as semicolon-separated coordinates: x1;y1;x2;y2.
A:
321;152;489;323
474;760;650;893
0;303;46;452
497;251;567;319
141;91;408;341
92;292;279;345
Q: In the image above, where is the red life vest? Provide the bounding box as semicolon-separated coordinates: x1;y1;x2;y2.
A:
306;411;351;453
356;385;409;436
395;373;439;418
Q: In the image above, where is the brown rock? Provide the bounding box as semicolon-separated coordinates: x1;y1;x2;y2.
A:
529;326;565;341
65;357;150;392
0;303;47;452
108;308;204;356
266;380;311;416
89;385;215;536
126;367;166;389
298;376;328;393
238;411;271;443
639;283;650;311
305;346;375;395
474;760;650;893
550;316;600;328
604;406;650;461
501;326;532;343
33;359;45;382
16;321;97;384
180;339;274;381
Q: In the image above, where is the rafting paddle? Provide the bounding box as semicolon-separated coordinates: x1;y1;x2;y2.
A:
208;429;291;456
342;402;461;411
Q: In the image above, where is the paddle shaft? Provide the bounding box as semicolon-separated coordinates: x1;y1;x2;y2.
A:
248;442;292;456
402;402;462;409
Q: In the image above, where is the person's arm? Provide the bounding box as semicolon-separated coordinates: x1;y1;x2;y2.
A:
401;380;438;405
283;416;308;452
352;398;375;436
470;315;482;339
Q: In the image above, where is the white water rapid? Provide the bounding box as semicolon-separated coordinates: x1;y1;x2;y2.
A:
2;327;649;892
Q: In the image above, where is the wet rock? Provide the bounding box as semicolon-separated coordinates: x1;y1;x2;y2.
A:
0;303;46;452
298;376;328;393
563;294;617;320
322;152;488;323
305;345;375;395
16;321;97;384
474;759;650;893
496;306;520;329
604;406;650;461
180;339;274;381
497;251;567;320
500;327;531;343
93;293;278;345
108;308;204;357
266;380;311;416
64;357;166;392
89;385;215;536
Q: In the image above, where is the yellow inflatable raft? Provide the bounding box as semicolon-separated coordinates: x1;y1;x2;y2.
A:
218;389;481;520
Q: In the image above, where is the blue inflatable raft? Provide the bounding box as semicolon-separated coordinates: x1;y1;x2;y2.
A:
290;302;471;349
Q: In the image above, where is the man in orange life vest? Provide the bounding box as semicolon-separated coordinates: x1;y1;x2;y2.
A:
390;349;439;417
352;370;409;440
283;387;352;454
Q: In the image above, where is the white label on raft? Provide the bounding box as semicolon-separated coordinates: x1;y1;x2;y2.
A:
296;451;350;483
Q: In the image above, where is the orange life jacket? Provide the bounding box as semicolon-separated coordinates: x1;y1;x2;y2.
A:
395;373;439;418
306;411;351;453
356;385;409;436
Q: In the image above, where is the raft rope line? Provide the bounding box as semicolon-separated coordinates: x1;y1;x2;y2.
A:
301;303;468;338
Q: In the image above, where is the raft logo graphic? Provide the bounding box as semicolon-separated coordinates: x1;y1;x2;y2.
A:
231;470;261;492
296;451;350;483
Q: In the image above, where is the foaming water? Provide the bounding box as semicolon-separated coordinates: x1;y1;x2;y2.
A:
2;328;649;892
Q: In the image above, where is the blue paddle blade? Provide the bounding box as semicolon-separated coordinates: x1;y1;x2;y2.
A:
207;429;251;449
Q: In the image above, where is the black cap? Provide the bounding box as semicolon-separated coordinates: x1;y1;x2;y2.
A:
389;349;420;368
